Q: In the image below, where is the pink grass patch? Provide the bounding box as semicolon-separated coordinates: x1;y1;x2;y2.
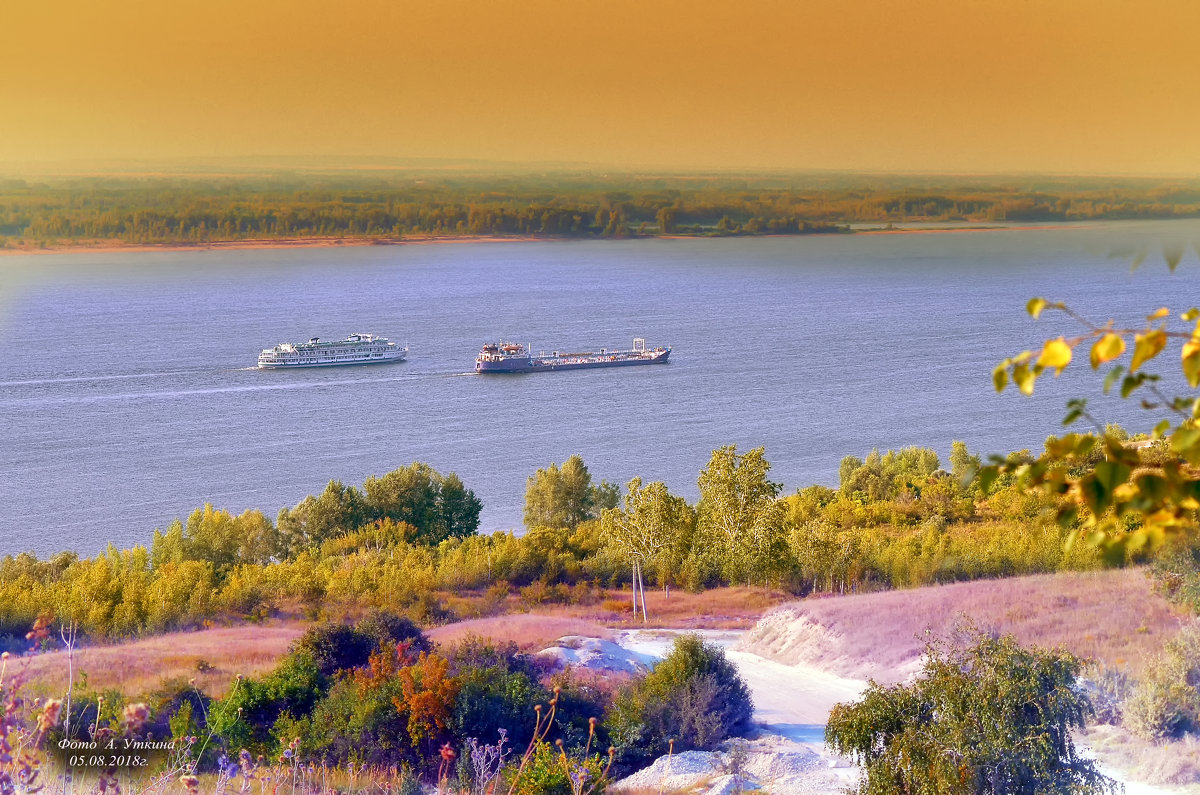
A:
741;569;1181;683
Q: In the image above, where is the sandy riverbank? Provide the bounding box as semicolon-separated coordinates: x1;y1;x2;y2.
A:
0;222;1089;257
0;234;534;257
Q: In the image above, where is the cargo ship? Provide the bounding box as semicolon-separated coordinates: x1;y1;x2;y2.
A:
475;338;670;373
258;333;407;368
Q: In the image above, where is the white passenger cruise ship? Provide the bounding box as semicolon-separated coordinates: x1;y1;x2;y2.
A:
257;333;407;368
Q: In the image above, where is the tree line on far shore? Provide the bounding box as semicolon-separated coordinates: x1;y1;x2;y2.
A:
4;172;1200;246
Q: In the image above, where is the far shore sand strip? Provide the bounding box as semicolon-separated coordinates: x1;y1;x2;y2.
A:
0;223;1087;257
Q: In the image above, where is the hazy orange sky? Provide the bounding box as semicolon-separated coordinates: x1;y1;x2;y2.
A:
4;0;1200;174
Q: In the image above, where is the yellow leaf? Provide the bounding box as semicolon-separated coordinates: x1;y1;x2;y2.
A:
1148;307;1170;321
992;364;1008;393
1027;297;1047;319
1036;338;1072;375
1131;330;1167;372
1012;362;1035;396
1089;333;1126;369
1184;341;1200;388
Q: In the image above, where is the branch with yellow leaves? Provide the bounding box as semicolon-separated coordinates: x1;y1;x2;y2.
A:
984;297;1200;563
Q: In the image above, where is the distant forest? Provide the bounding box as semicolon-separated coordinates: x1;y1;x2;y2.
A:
3;170;1200;246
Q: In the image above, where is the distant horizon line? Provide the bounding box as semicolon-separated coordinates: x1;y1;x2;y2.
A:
2;155;1200;182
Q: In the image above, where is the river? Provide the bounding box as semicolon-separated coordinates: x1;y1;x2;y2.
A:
2;221;1197;556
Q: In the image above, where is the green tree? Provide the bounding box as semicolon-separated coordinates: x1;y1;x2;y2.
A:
949;440;981;489
826;629;1113;794
600;477;695;617
524;455;608;530
696;446;785;584
364;464;442;537
277;480;366;554
364;463;482;544
437;472;483;541
788;519;861;594
181;505;279;574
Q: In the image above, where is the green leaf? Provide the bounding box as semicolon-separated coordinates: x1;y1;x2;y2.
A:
1080;461;1132;517
1183;341;1200;388
1171;427;1200;454
1133;474;1168;504
1183;308;1200;322
1056;505;1079;529
1079;476;1108;515
1090;333;1125;369
1154;419;1171;438
1120;373;1146;399
1027;297;1047;319
1104;436;1140;466
978;466;1000;494
1103;365;1124;395
1062;400;1086;427
1046;434;1080;457
1131;330;1167;372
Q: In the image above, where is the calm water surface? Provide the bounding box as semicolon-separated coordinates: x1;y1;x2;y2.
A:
2;223;1198;556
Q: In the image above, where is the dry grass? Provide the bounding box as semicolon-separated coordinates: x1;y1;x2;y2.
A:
505;586;790;630
427;615;614;650
1083;725;1200;790
741;569;1183;683
6;586;783;700
427;587;789;651
11;622;307;698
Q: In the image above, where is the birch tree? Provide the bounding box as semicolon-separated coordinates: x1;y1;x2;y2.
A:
696;446;786;585
600;477;694;620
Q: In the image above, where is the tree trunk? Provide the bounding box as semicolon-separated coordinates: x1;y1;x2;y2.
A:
633;559;643;614
637;560;649;622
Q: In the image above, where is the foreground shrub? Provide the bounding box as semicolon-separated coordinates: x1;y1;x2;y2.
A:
449;638;548;752
210;648;327;757
608;634;752;767
294;611;430;676
826;628;1113;794
1125;622;1200;742
505;740;609;795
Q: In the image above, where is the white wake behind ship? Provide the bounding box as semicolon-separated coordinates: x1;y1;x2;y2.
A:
257;333;408;368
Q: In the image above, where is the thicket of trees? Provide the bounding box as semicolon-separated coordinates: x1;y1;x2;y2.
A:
4;172;1200;246
0;433;1172;645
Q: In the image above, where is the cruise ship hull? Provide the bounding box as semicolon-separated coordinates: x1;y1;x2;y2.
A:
258;354;407;369
476;347;670;374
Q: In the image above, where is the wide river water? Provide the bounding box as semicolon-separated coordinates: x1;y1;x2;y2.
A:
2;221;1199;557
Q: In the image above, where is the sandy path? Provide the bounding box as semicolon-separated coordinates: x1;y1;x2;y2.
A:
613;628;1175;795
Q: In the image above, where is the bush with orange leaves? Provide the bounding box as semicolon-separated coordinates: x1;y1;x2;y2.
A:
395;651;461;750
